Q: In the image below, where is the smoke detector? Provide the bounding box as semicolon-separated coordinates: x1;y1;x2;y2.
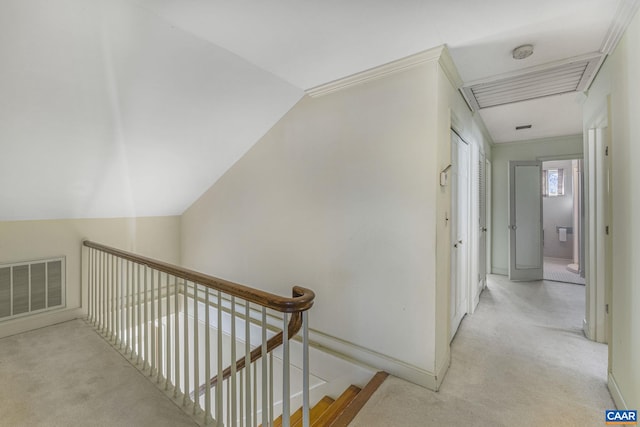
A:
512;44;534;60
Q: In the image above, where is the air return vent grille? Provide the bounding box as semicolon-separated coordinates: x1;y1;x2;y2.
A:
0;257;65;321
461;54;604;110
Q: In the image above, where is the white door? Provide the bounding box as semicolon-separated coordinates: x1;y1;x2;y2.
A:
451;132;469;340
508;161;543;281
478;152;487;288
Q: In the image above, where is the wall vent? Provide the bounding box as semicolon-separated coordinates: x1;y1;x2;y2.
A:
0;257;65;321
460;54;604;110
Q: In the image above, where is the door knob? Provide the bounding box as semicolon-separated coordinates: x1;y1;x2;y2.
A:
481;227;487;232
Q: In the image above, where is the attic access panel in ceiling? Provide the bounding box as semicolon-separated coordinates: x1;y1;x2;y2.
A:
460;54;604;110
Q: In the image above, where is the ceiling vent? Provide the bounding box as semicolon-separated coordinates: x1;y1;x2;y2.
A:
461;54;604;110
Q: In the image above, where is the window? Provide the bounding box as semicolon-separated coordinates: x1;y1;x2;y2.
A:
542;168;564;197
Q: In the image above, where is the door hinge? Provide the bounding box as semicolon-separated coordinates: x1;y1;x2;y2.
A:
606;225;609;235
605;304;609;314
605;146;609;156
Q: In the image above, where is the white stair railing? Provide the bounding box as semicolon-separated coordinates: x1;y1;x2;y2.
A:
84;241;315;427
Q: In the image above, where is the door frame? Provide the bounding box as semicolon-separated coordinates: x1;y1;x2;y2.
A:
583;98;611;347
485;159;492;278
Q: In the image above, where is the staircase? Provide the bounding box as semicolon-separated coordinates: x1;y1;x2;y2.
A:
268;371;388;427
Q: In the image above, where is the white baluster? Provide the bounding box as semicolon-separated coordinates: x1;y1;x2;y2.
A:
194;283;200;414
245;302;252;427
269;352;274;427
111;255;115;341
240;369;244;427
282;313;290;427
166;273;171;390
117;257;121;347
157;270;163;383
183;279;190;406
103;254;107;334
227;379;231;427
174;278;180;398
230;296;237;427
261;308;268;427
127;261;132;355
107;255;112;338
216;290;223;427
302;311;309;427
151;269;156;377
253;362;257;427
137;263;142;365
125;260;129;353
205;286;211;423
144;266;149;371
87;249;92;322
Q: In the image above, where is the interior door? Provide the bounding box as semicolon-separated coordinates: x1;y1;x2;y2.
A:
508;160;543;281
478;152;487;288
451;131;469;340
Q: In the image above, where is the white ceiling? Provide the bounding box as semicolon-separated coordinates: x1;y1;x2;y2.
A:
0;0;630;219
479;93;585;143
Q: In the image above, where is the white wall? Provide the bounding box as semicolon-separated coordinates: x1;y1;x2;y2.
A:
585;7;640;410
435;61;492;378
181;49;491;389
490;136;583;274
542;159;575;259
0;216;180;337
181;61;441;386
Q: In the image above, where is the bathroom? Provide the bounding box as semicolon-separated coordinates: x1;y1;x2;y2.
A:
542;159;585;284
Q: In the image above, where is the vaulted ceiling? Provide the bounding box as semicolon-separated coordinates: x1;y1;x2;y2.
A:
0;0;634;220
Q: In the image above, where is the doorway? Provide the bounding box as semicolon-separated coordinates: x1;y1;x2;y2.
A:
541;159;585;285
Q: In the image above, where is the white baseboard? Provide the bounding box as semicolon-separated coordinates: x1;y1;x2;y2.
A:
433;347;451;391
492;267;508;276
308;329;442;391
0;307;83;339
608;372;628;409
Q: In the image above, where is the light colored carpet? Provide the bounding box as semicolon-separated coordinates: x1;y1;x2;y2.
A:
351;275;612;427
0;319;198;427
544;257;585;285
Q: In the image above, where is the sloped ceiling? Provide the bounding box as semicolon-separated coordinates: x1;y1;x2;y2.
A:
0;0;302;220
0;0;630;219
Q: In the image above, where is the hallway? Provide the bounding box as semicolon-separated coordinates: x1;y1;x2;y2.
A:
352;274;612;426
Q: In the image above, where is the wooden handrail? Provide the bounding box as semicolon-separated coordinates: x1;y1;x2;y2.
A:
83;240;315;313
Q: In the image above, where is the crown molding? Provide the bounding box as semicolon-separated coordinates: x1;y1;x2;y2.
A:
306;46;446;98
437;45;463;89
600;0;640;54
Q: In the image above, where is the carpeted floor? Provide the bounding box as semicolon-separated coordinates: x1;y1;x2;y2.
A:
0;320;198;427
351;274;612;427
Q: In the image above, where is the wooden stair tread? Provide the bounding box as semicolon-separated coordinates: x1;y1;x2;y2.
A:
269;396;335;427
265;371;389;427
330;371;389;427
311;385;361;427
292;396;335;427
